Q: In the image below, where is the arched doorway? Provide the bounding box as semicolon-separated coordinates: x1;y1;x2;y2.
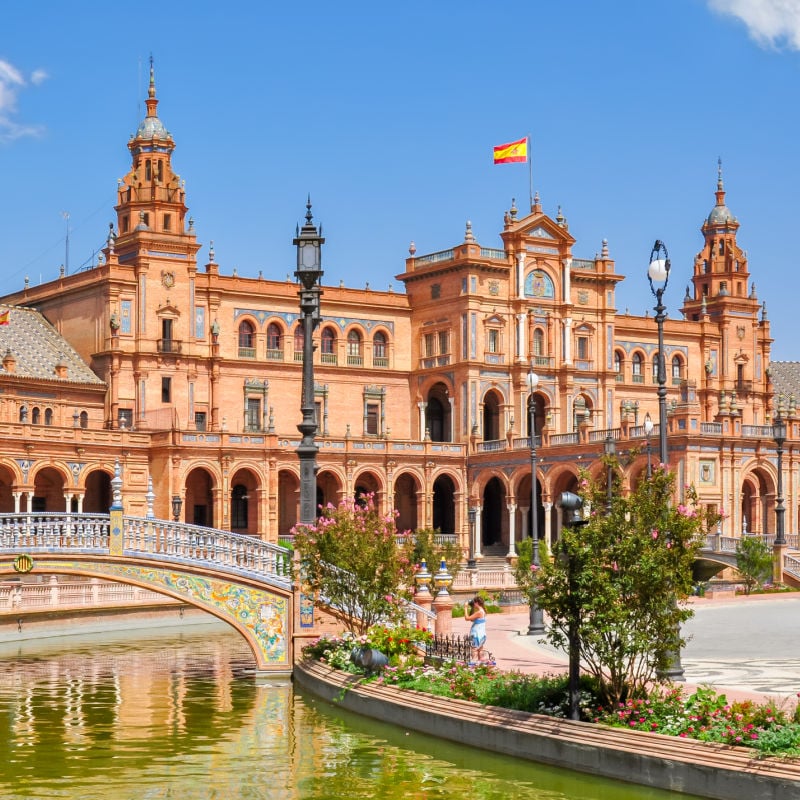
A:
741;469;771;536
83;469;112;513
230;468;259;536
393;472;419;533
32;467;67;512
354;471;381;508
517;473;543;541
481;476;505;549
0;465;16;513
426;382;451;442
551;472;580;546
277;470;299;536
432;475;455;535
482;391;503;442
317;470;343;513
184;467;215;527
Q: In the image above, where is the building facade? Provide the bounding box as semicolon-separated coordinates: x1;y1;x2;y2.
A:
0;68;793;559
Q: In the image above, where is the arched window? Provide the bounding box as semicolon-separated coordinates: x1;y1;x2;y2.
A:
44;408;53;426
672;355;682;381
32;407;41;425
632;353;643;382
573;395;590;431
652;355;660;382
266;323;281;351
533;328;545;357
80;411;89;429
373;331;387;365
238;320;255;355
19;405;28;423
347;331;362;365
613;350;622;374
321;327;335;353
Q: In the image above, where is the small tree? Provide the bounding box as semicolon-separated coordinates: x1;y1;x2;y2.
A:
735;535;773;594
292;497;415;634
532;465;707;706
410;527;463;581
512;535;550;597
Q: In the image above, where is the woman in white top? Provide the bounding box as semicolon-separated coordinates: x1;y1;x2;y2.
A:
464;595;487;664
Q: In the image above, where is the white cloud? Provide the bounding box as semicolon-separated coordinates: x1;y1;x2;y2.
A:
708;0;800;49
0;58;47;144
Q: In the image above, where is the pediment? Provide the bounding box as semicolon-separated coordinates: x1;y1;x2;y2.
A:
157;302;181;317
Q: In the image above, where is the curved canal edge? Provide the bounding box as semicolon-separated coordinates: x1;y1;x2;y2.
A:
294;660;800;800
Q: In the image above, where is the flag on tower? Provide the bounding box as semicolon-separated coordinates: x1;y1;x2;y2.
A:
0;310;9;326
493;137;528;164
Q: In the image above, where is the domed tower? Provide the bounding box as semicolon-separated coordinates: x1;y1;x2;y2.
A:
113;57;190;246
683;159;749;316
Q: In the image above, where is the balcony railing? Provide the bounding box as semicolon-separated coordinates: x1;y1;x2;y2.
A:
346;354;363;366
743;424;774;437
158;338;182;354
373;357;389;368
238;346;256;358
320;352;337;365
476;439;506;452
701;422;723;434
632;374;644;384
532;355;553;368
550;432;579;446
266;348;284;361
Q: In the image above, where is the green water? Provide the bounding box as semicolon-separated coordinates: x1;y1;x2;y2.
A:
0;623;697;799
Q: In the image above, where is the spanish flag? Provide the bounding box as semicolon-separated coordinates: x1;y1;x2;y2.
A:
0;310;8;326
493;137;528;164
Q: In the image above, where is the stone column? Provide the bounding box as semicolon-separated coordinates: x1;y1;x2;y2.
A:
432;590;453;636
506;502;517;557
474;503;483;559
544;501;554;550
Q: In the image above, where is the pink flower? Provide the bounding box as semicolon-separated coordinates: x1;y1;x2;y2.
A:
651;529;658;540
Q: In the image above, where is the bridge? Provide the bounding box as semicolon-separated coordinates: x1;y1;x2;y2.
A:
0;508;296;674
696;533;800;586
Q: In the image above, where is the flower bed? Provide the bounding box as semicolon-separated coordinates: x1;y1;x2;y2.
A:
303;634;800;757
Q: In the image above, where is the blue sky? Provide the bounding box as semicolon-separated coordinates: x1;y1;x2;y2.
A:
2;1;800;358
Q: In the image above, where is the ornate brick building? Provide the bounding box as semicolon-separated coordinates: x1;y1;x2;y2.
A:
0;67;791;557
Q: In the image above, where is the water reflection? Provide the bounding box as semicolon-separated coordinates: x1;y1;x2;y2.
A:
0;623;695;799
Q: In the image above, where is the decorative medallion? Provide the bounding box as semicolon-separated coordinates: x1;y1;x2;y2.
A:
488;280;500;296
161;270;176;289
577;290;589;305
13;554;33;573
736;325;745;340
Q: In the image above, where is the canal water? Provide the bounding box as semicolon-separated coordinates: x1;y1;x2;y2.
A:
0;622;698;800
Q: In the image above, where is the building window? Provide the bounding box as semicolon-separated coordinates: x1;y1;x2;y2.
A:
533;328;545;356
238;320;255;357
488;329;500;354
44;408;53;426
672;355;682;381
632;353;643;383
32;407;41;424
266;323;283;360
577;336;589;360
366;403;379;435
246;397;261;432
438;330;449;355
163;213;171;231
194;412;207;432
347;330;363;365
118;408;133;429
162;377;172;403
80;411;89;429
373;331;388;366
652;355;659;382
294;322;304;361
424;333;435;357
320;327;336;364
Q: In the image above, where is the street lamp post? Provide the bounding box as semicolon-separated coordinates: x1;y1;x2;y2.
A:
527;362;545;636
648;240;671;470
644;412;654;478
774;407;787;546
648;240;684;681
604;431;616;515
294;198;325;527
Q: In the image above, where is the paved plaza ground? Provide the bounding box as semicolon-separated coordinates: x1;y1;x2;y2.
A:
453;593;800;704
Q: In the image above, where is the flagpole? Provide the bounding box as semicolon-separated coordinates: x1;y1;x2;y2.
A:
528;135;533;211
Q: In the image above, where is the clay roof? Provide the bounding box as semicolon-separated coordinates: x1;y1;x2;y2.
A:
0;305;104;385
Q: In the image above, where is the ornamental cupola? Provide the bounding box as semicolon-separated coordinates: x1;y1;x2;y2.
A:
684;160;750;319
113;57;189;243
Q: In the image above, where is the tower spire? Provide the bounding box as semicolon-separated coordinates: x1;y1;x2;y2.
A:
145;55;159;119
715;156;725;207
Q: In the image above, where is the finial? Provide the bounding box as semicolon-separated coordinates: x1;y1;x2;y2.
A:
510;197;518;219
717;156;723;190
684;284;691;300
761;301;768;321
59;264;65;277
232;267;238;278
209;240;215;261
409;240;416;256
701;296;707;314
749;282;756;299
305;194;313;226
601;238;609;258
464;220;475;242
149;55;156;99
188;216;194;231
556;205;565;225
